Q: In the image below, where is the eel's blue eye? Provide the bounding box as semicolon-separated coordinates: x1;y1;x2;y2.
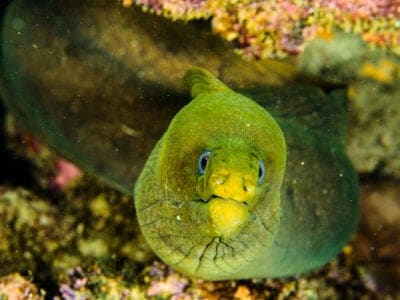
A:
198;150;211;175
258;160;265;185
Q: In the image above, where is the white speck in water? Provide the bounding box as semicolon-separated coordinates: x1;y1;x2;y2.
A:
118;48;126;56
121;124;141;137
130;39;138;48
370;246;375;251
176;215;181;221
339;173;343;177
246;123;250;127
32;43;38;49
39;215;50;226
322;189;328;195
300;161;305;165
137;70;145;79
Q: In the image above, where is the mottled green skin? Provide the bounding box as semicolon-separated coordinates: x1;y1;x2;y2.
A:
134;68;359;280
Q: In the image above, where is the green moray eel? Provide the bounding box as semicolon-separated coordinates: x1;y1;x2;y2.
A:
134;67;359;280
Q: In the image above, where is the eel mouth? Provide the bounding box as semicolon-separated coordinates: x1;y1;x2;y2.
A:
197;195;249;206
198;196;250;238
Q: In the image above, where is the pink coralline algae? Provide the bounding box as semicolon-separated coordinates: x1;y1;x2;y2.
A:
124;0;400;58
48;159;82;191
317;0;399;18
0;273;43;300
147;276;188;298
145;262;190;299
133;0;208;19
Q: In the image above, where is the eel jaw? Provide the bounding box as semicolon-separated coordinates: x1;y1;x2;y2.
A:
207;197;249;238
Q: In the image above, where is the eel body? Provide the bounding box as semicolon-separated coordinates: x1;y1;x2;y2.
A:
134;68;359;280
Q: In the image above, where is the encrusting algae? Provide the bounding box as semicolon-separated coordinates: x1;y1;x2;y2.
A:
123;0;400;58
0;273;44;300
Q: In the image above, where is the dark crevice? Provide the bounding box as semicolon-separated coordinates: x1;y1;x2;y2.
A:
0;101;37;189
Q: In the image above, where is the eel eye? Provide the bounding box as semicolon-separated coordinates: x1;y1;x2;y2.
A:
198;150;211;175
258;160;265;185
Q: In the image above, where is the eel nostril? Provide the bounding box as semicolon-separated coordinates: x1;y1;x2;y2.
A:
211;173;229;185
244;184;255;193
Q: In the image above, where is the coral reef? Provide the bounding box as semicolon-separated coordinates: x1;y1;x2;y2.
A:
56;265;146;300
347;76;400;178
50;251;394;299
298;32;400;178
123;0;400;58
0;273;44;300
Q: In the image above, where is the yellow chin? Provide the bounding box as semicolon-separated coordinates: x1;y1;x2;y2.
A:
208;198;249;238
